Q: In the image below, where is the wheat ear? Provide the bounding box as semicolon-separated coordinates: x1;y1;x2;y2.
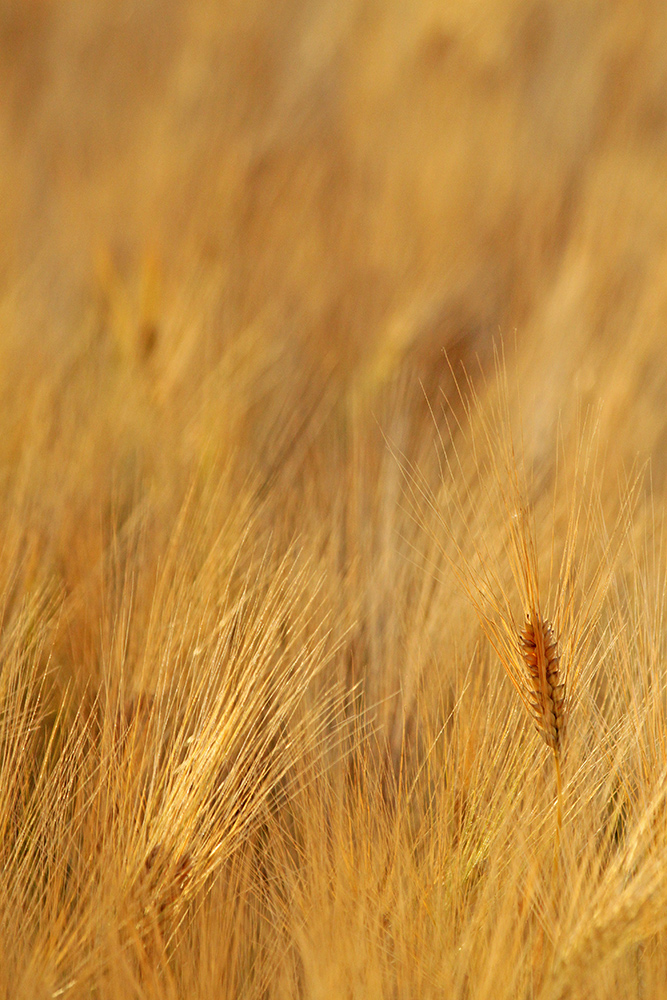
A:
519;609;565;865
519;611;566;753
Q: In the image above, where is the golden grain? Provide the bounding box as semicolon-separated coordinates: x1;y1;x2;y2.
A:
2;3;667;996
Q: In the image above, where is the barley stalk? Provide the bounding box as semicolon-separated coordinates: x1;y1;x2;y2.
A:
519;609;565;869
401;358;638;878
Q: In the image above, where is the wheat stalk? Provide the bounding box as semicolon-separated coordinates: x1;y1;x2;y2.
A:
400;356;640;874
518;608;565;869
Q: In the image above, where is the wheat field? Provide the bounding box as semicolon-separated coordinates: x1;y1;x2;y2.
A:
2;1;667;997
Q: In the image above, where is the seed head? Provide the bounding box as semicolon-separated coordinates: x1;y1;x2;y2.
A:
519;613;566;752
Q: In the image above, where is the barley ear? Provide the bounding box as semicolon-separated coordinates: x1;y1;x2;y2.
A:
519;610;565;867
519;611;566;754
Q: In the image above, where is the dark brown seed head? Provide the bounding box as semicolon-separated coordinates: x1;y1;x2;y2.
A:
519;613;565;752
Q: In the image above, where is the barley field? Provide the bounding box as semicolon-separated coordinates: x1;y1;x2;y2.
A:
2;2;667;997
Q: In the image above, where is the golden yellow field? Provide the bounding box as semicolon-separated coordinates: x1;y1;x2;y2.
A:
3;2;667;996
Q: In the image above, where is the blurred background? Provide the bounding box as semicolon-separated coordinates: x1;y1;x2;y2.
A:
2;0;666;378
2;0;667;552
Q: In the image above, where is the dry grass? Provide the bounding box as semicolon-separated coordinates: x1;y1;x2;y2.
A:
3;1;667;997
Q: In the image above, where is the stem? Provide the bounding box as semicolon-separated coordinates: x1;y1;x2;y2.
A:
553;748;563;876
